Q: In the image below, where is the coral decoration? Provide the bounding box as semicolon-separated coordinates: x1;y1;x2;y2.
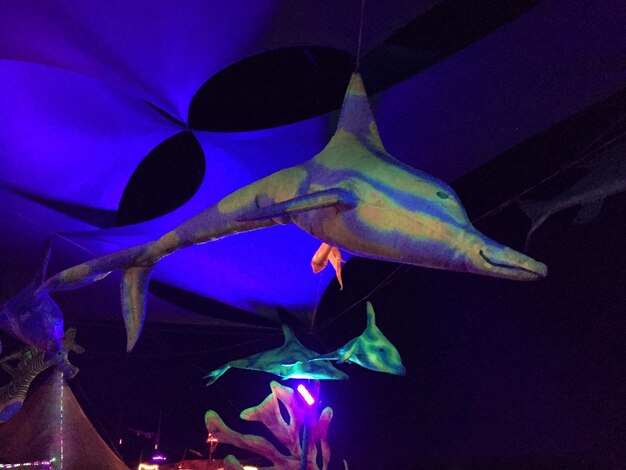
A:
0;328;83;423
205;381;333;469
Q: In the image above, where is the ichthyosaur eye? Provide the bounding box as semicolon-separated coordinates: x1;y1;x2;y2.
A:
436;191;450;199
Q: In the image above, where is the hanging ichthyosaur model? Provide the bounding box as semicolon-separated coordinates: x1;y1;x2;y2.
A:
206;301;406;385
0;240;64;353
205;325;348;385
518;140;626;250
0;327;83;423
41;73;547;351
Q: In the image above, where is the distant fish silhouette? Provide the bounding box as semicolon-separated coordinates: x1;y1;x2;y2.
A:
296;302;405;376
0;327;83;423
519;142;626;250
0;241;64;352
205;325;348;386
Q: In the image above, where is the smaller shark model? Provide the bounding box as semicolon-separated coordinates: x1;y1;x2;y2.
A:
0;328;83;423
0;241;64;353
292;302;405;376
205;325;348;386
519;142;626;250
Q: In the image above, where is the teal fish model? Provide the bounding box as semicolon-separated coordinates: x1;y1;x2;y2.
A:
0;328;83;423
295;302;405;376
42;73;547;351
205;325;348;386
519;142;626;250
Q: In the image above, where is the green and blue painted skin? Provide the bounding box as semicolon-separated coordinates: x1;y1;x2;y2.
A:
309;301;405;376
205;325;348;385
42;73;547;351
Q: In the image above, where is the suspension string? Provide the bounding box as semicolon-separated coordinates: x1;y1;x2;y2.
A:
473;113;626;225
355;0;366;72
316;264;408;332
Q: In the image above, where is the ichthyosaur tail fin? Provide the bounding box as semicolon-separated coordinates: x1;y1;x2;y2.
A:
516;198;551;251
205;364;231;386
121;266;155;352
40;242;157;351
40;244;150;294
334;302;406;376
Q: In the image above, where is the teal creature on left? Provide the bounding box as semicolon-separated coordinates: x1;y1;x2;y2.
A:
0;327;84;423
205;325;348;386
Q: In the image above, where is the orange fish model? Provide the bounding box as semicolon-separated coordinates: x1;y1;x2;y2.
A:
42;73;547;351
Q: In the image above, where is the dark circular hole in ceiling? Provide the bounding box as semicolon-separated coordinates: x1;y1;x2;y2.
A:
188;46;354;132
117;131;205;226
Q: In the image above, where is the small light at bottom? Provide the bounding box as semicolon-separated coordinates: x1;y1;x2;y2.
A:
138;464;159;470
296;384;315;406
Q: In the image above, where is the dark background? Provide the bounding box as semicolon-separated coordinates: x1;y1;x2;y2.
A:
2;1;626;468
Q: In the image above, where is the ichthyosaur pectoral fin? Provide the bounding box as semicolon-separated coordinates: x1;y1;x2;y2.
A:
236;188;358;222
205;364;232;386
121;266;155;352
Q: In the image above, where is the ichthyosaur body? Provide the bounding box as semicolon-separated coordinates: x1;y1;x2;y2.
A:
42;73;547;351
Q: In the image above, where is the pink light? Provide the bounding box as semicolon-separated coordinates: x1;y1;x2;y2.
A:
296;384;315;406
152;454;167;461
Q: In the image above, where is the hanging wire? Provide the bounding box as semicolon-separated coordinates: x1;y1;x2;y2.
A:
72;376;126;460
86;334;278;358
355;0;366;72
473;113;626;225
308;258;333;332
316;264;408;332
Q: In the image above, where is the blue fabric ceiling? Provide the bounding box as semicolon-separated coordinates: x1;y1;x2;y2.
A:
1;0;626;329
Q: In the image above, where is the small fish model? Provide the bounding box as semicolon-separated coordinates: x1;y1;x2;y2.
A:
291;301;405;376
205;325;348;386
42;73;547;351
0;241;64;352
519;142;626;250
0;327;84;423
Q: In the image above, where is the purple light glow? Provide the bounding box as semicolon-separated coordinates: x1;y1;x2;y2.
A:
151;454;167;461
296;384;315;406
